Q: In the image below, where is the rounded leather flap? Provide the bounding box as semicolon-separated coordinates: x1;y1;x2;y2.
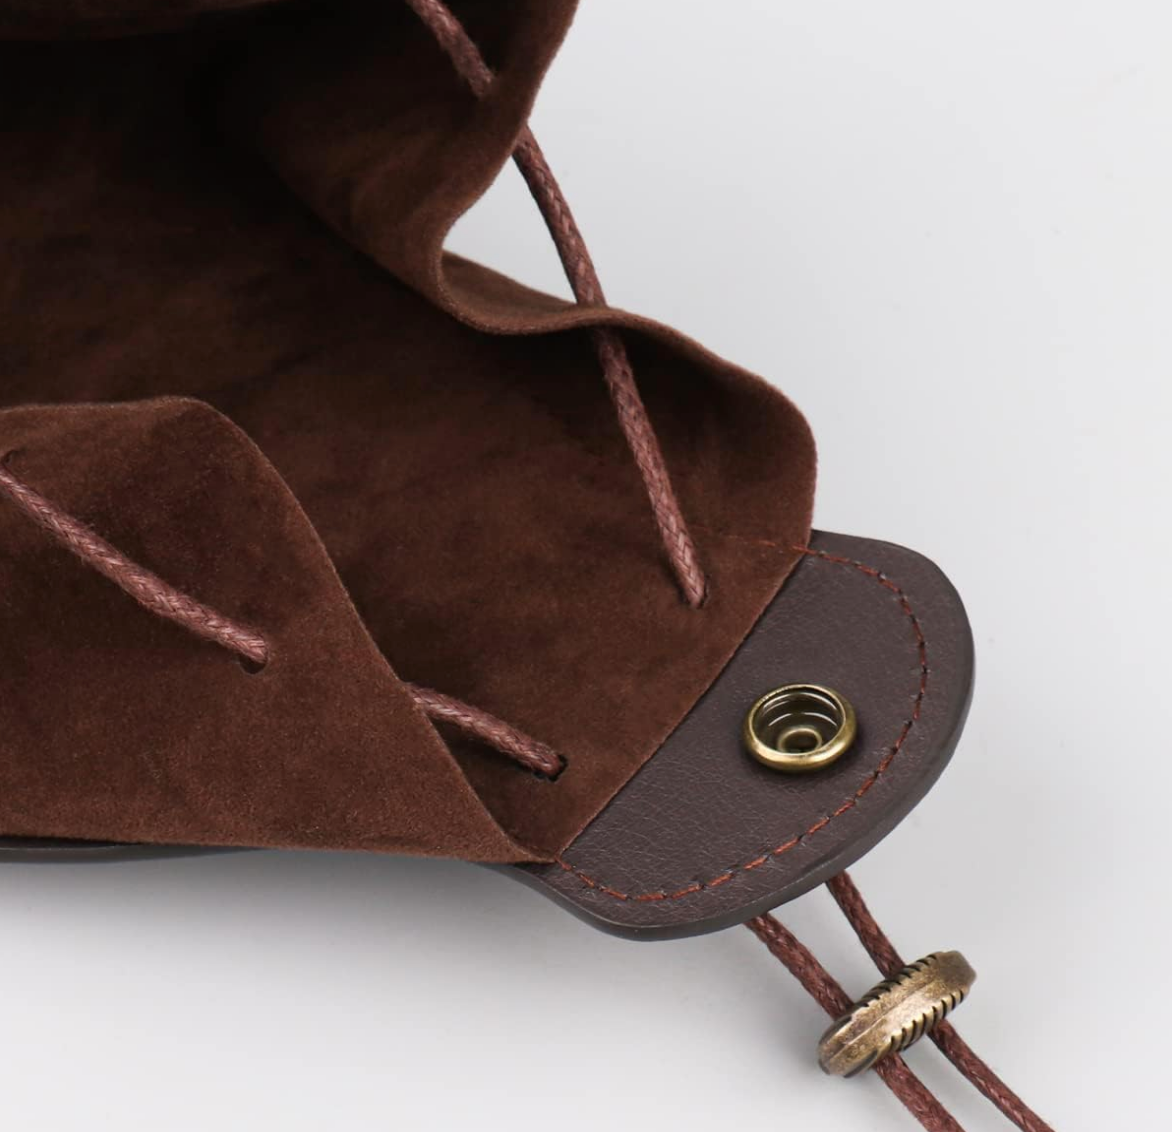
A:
510;530;974;939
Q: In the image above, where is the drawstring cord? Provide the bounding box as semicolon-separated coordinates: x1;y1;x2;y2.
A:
391;34;1055;1127
0;456;560;775
400;21;1055;1124
402;0;707;608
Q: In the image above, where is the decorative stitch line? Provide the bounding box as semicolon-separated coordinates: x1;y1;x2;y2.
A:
551;546;930;903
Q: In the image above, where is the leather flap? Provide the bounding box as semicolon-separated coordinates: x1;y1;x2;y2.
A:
514;531;974;938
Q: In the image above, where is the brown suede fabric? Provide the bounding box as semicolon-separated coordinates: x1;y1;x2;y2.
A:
0;0;816;861
0;399;532;858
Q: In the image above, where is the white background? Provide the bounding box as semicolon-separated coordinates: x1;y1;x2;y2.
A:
2;2;1167;1128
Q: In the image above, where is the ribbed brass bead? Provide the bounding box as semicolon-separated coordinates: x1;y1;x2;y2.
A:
817;951;976;1077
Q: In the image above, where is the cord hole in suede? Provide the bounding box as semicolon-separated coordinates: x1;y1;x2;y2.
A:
534;757;568;784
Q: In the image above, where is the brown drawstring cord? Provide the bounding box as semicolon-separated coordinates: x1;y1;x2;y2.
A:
825;872;1055;1132
0;458;271;668
748;874;1056;1132
746;913;967;1132
404;683;562;778
406;15;1053;1123
401;15;1055;1122
0;457;560;776
402;0;707;608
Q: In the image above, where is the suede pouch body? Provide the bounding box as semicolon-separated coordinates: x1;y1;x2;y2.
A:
0;0;816;861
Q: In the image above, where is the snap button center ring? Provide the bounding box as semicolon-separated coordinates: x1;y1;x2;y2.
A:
743;684;857;772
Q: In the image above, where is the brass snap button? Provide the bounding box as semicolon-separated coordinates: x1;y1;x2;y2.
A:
743;683;857;772
817;951;976;1077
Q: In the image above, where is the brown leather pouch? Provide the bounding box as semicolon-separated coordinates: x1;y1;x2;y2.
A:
0;4;1051;1128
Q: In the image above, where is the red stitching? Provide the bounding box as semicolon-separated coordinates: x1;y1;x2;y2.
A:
552;546;931;902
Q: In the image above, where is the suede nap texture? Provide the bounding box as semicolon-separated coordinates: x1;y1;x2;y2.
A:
0;0;817;862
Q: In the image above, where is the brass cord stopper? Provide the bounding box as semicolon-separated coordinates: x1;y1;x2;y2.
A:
817;951;977;1077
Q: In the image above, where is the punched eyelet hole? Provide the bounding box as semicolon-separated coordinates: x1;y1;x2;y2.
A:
743;684;857;773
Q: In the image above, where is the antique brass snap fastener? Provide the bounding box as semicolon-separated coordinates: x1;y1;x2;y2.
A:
743;684;857;772
817;951;977;1077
